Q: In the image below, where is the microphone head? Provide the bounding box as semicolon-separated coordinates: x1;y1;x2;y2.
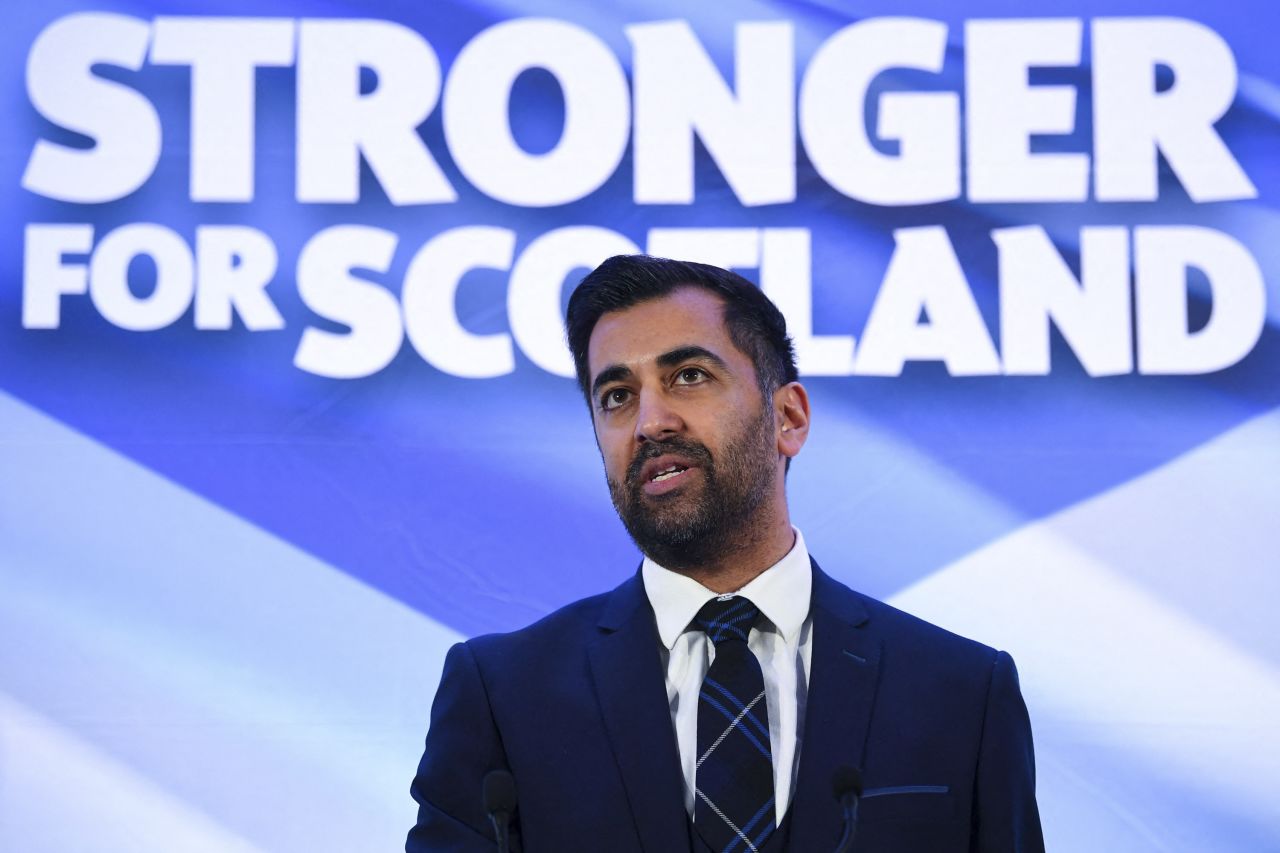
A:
482;769;518;815
832;765;863;800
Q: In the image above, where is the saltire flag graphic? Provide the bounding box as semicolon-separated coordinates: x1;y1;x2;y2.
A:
1;0;1277;849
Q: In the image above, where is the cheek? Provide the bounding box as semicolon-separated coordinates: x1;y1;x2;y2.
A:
594;429;630;472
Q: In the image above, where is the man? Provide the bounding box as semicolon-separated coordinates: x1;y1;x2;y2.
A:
407;256;1044;852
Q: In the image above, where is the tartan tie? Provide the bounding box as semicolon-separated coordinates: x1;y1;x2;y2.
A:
693;595;775;853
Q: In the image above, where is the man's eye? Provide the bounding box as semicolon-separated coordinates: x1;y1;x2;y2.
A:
674;367;706;384
601;388;630;410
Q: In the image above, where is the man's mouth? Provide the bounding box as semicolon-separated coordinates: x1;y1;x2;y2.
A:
650;464;689;483
628;444;712;493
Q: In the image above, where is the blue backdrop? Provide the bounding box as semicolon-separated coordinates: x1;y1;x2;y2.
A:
2;1;1277;850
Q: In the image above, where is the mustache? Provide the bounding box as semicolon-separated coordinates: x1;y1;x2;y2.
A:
625;438;714;488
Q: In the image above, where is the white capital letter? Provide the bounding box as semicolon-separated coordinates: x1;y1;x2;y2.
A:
22;13;161;202
294;226;402;378
762;229;856;376
194;226;283;330
23;224;94;328
996;226;1132;375
629;21;794;206
90;224;195;330
800;18;959;205
297;19;455;204
444;19;629;206
1093;18;1255;202
1135;226;1265;373
967;19;1088;202
511;226;639;377
151;17;295;202
402;226;516;378
856;226;999;375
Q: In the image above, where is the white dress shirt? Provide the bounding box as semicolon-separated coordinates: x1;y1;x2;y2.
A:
641;528;814;826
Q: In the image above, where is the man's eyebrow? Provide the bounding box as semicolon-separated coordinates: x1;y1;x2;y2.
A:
590;346;729;401
590;364;633;400
655;345;730;372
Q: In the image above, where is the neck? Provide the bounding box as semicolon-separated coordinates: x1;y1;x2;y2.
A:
663;514;795;594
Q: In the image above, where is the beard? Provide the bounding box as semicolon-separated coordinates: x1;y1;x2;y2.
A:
606;401;778;572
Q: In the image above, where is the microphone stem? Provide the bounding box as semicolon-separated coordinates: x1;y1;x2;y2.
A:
833;795;858;853
490;810;510;853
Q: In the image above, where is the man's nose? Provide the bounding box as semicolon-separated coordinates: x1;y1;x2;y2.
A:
634;388;683;443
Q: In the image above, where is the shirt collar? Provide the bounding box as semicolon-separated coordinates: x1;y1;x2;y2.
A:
642;528;812;650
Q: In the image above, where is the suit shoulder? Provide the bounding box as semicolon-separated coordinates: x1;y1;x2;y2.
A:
464;586;615;661
855;590;1000;670
813;562;1001;668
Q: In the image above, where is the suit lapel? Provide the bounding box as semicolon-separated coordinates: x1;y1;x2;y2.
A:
787;562;883;852
587;574;692;853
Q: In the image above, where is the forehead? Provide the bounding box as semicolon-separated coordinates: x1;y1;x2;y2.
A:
587;287;743;380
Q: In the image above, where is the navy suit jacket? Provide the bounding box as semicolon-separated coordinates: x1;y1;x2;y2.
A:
407;562;1044;852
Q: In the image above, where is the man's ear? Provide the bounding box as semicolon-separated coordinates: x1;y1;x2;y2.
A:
775;382;810;459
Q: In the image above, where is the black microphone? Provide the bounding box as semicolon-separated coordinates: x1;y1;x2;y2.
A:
482;769;517;853
831;765;863;853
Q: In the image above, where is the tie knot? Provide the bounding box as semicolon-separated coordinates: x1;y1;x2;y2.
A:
692;595;762;645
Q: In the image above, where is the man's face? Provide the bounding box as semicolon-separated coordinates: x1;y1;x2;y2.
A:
585;287;782;570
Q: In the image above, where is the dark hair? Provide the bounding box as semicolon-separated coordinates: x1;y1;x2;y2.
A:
565;255;798;404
